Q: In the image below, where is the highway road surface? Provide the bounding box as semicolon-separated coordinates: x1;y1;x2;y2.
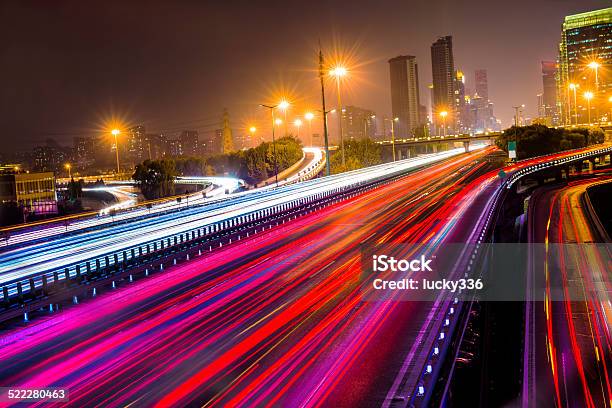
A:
0;147;503;407
526;175;612;408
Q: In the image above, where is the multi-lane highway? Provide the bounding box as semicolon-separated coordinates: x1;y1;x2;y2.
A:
526;175;612;408
0;146;504;407
0;146;489;299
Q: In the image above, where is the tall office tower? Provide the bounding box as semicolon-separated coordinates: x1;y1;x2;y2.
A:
388;55;421;138
431;36;455;133
558;7;612;124
474;69;489;100
72;136;96;169
179;130;199;157
126;125;146;164
453;70;469;133
145;133;167;159
541;61;558;125
341;105;377;140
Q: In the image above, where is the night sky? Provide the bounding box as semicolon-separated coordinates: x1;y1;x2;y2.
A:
1;0;609;152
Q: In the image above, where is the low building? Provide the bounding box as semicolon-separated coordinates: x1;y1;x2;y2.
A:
0;171;57;217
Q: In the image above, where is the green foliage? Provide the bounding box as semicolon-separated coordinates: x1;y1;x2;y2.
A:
495;125;604;160
133;137;304;196
67;178;83;201
330;138;382;174
133;159;177;199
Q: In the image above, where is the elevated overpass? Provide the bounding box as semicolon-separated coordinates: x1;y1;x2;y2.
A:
376;133;498;161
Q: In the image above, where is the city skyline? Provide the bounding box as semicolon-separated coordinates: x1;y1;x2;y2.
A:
1;0;610;153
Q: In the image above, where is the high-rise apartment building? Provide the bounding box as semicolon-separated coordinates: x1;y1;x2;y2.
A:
388;55;421;138
431;36;455;133
558;7;612;124
73;136;96;169
541;61;558;125
126;125;146;164
341;106;377;140
179;130;199;157
474;69;489;100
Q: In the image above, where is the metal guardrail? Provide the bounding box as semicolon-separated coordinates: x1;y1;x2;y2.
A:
406;144;612;407
1;151;452;303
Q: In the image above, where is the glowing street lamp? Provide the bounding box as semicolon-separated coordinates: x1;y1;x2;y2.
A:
305;111;314;146
569;83;578;124
294;118;302;140
587;61;600;90
111;129;121;174
440;111;448;138
386;117;399;161
64;163;72;179
248;126;257;147
329;66;348;166
278;100;290;137
584;91;594;125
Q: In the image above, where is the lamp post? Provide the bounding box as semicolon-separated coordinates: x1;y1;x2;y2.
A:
584;91;593;125
318;45;331;177
440;111;448;138
305;112;314;146
278;100;289;137
386;117;399;161
249;126;256;148
569;83;578;124
259;104;281;186
588;61;600;91
294;118;302;140
329;66;347;167
111;129;121;174
65;163;72;179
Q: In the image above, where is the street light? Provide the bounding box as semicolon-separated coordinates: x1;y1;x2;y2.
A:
329;66;347;167
278;99;290;137
249;126;257;147
364;115;375;139
587;61;600;90
111;129;121;174
64;163;72;179
305;112;314;146
260;104;284;186
294;118;302;140
569;83;578;124
584;91;594;125
386;117;399;162
440;111;448;138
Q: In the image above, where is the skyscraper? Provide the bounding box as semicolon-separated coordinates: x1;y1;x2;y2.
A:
474;69;489;100
558;7;612;124
388;55;421;138
126;125;146;164
541;61;558;125
431;36;455;133
179;130;199;157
